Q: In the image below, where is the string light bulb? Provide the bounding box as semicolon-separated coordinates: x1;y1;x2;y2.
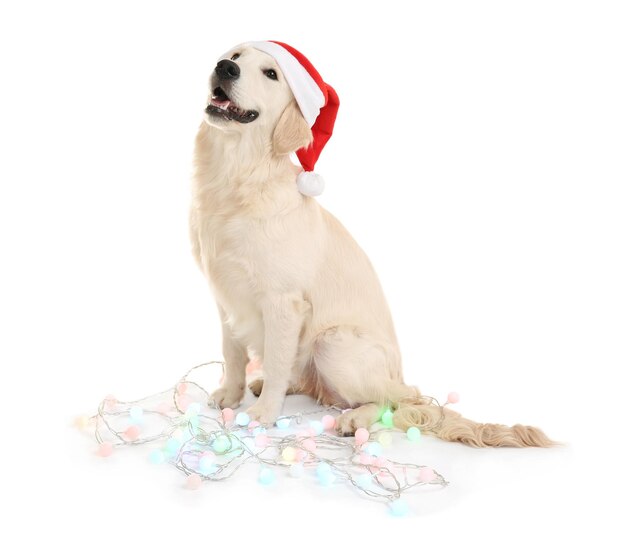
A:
364;441;383;457
97;442;113;457
389;498;409;517
378;432;393;447
124;425;140;441
321;415;335;429
235;412;250;426
276;417;290;429
149;449;165;464
258;467;275;485
355;428;369;445
289;463;304;478
381;408;394;427
309;420;324;435
419;467;436;483
129;406;143;422
406;426;421;442
186;473;202;490
212;435;230;453
281;446;297;462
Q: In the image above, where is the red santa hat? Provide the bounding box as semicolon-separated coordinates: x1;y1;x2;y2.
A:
248;41;339;197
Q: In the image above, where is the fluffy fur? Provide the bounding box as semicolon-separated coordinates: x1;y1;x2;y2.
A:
189;45;552;447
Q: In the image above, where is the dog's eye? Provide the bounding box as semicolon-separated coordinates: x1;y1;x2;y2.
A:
231;53;240;61
264;69;278;81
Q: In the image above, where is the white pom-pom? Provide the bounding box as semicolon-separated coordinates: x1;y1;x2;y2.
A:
296;171;325;197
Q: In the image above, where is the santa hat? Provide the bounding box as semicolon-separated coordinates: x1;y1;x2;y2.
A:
248;41;339;197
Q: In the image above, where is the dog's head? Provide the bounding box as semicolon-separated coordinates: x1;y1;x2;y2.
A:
204;45;312;155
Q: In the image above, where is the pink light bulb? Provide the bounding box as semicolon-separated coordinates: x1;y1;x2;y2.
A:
419;467;436;482
97;442;113;457
321;415;336;430
186;474;202;490
177;394;191;412
373;456;388;468
124;425;140;441
355;428;369;445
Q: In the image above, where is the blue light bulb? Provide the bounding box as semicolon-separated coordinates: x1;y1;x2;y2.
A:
389;498;409;517
165;438;181;455
356;474;372;489
199;456;217;475
276;417;290;429
129;406;143;422
185;403;202;417
365;442;382;457
235;412;250;426
316;462;332;476
309;420;324;435
148;449;165;464
318;471;336;486
258;467;275;485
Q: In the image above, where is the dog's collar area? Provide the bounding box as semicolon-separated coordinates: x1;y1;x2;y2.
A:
206;86;259;123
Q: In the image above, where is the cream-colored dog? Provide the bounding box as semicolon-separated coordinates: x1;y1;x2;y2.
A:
189;43;551;447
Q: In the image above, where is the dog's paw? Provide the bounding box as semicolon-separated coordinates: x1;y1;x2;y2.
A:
248;378;264;397
335;406;378;437
246;402;280;426
210;385;244;409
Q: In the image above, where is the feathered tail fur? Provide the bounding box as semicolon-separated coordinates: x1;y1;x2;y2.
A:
392;396;554;448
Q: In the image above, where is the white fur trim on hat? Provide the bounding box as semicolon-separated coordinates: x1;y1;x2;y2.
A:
296;171;325;197
248;41;325;127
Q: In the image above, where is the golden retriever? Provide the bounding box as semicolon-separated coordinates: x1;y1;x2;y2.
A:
189;42;552;447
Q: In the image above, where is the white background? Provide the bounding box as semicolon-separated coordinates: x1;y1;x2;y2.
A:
1;0;625;535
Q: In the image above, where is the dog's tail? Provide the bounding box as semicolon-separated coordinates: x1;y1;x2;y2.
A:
391;395;554;448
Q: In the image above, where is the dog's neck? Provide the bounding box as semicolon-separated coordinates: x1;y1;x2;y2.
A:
192;122;303;216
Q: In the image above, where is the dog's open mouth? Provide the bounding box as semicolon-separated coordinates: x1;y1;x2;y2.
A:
205;87;259;123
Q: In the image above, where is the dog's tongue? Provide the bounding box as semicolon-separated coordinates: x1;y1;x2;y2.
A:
211;97;231;110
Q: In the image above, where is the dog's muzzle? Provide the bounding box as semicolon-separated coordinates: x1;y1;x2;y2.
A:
205;85;259;124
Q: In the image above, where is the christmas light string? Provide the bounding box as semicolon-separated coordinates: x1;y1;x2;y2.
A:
77;361;451;516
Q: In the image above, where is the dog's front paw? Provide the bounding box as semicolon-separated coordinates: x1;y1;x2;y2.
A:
246;402;281;426
210;385;244;409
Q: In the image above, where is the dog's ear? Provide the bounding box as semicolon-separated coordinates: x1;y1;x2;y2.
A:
272;101;313;155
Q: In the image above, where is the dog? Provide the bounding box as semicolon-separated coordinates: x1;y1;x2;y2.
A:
189;42;552;447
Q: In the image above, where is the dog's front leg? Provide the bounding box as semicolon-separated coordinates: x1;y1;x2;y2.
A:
246;293;306;425
209;306;248;409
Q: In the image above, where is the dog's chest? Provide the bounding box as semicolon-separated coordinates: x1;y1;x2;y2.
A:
196;210;313;299
199;213;259;286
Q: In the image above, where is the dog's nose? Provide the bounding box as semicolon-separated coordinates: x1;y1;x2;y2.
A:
215;59;240;81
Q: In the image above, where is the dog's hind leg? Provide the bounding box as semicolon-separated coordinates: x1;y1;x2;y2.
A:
335;403;382;436
309;326;418;435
